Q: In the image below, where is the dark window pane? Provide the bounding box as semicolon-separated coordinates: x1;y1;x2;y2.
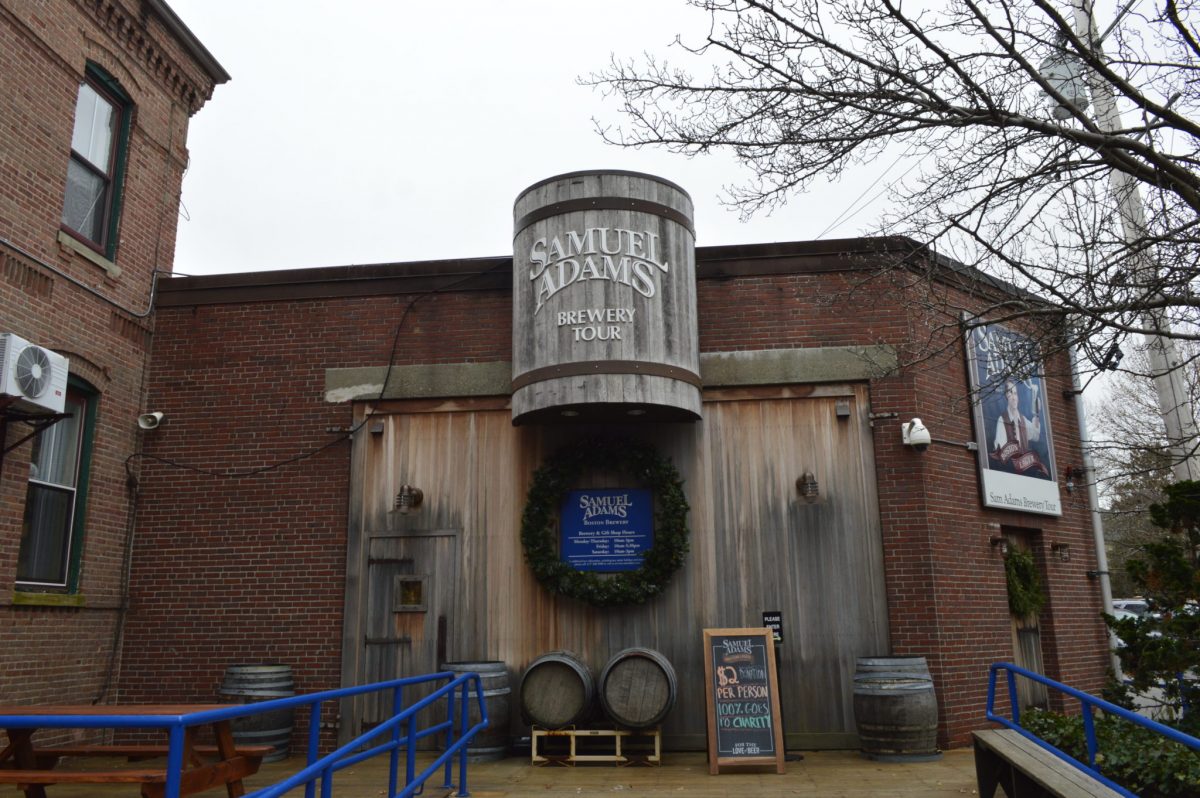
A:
63;158;107;243
18;483;74;586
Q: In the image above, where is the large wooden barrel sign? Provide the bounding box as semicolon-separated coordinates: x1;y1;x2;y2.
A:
512;170;701;424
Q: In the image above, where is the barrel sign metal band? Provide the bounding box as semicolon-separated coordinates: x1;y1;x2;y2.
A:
514;198;696;239
511;360;703;392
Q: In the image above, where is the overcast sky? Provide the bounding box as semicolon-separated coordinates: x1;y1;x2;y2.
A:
166;1;892;276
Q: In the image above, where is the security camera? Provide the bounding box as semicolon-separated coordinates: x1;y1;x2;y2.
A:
902;418;931;452
137;411;164;430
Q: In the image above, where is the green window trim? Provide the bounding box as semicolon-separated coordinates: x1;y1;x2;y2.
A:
16;375;98;594
61;62;133;261
11;591;87;608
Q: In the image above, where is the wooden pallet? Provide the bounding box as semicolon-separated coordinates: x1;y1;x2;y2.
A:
531;727;661;766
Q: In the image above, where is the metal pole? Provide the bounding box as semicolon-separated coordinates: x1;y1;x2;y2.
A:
1069;343;1122;675
1069;0;1200;482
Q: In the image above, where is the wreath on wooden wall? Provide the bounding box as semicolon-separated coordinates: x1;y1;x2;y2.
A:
1005;548;1046;617
520;438;690;607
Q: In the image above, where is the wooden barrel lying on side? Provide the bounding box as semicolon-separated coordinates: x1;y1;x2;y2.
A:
519;651;594;729
598;647;677;729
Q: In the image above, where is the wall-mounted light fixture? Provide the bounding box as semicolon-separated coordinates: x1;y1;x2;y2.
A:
1063;466;1087;494
901;418;931;451
990;536;1009;556
900;416;979;451
1051;542;1071;562
394;484;424;515
796;471;820;503
137;411;164;430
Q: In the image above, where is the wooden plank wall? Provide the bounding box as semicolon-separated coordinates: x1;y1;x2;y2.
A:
341;385;889;749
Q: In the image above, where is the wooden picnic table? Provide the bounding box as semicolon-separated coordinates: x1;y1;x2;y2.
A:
0;704;271;798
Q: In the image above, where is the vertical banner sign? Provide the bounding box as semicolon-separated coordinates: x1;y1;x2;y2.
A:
702;628;785;775
964;318;1061;516
559;488;653;572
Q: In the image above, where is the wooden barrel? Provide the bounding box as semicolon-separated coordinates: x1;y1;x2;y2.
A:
519;651;595;729
218;664;295;762
598;647;677;729
440;661;511;762
511;170;701;425
852;657;941;762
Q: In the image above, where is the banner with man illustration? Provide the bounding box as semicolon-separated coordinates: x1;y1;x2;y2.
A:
965;320;1062;516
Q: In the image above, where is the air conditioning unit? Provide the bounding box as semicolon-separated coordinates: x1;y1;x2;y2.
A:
0;333;69;414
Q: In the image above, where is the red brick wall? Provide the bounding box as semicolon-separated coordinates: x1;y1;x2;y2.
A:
130;255;1109;750
0;0;218;711
121;291;514;708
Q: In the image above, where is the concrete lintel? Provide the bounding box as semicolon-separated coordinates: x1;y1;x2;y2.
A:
700;345;898;387
325;362;512;403
325;345;898;403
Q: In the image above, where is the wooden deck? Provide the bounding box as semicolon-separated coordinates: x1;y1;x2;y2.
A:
24;748;977;797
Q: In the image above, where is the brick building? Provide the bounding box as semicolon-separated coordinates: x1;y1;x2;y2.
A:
0;0;226;706
0;4;1107;753
125;182;1109;751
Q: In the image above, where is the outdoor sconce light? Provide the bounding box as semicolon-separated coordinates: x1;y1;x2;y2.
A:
394;485;424;515
1063;466;1086;494
1051;542;1071;562
901;418;931;452
990;536;1009;556
797;471;820;503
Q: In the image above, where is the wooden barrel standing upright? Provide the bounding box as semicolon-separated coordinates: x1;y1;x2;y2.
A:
440;661;512;762
519;651;595;729
598;647;678;729
852;656;941;762
511;170;701;424
217;664;295;762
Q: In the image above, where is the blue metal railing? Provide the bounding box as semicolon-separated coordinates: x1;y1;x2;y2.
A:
986;661;1200;798
0;670;488;798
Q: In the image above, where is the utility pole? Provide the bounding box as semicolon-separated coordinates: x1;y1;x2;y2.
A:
1068;0;1200;482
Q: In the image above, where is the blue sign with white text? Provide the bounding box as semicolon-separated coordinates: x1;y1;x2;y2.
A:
560;488;653;572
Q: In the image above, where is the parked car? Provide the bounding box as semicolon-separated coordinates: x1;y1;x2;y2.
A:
1112;598;1150;617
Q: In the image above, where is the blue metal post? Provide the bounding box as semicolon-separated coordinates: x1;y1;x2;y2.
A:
1082;705;1099;769
306;701;322;798
389;686;403;798
1005;669;1020;725
457;680;471;797
164;723;185;798
443;680;456;789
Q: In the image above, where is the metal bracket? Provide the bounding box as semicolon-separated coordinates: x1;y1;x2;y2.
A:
2;408;73;454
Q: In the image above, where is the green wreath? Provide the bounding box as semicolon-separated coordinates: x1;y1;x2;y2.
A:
520;438;690;607
1005;548;1046;617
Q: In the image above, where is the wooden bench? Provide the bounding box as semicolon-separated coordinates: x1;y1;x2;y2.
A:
0;754;262;798
31;743;274;765
0;744;272;798
973;728;1124;798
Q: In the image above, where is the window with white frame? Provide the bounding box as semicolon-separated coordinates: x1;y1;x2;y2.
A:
61;65;131;258
17;388;94;590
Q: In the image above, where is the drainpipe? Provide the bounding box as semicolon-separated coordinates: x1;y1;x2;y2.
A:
1068;344;1121;675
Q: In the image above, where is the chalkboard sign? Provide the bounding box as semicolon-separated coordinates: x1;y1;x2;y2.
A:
702;628;785;774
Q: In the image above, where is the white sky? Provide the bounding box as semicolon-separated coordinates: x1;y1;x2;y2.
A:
167;1;891;276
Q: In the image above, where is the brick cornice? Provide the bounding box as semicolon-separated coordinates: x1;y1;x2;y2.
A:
78;0;218;114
